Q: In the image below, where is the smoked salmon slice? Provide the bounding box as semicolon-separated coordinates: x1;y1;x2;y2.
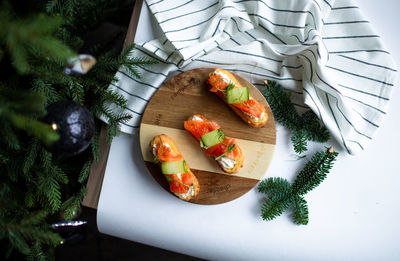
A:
150;134;200;200
184;114;244;173
183;119;220;141
208;68;268;127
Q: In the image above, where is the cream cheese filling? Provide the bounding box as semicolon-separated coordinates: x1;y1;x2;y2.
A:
214;71;234;85
191;115;203;121
152;142;172;157
217;156;236;170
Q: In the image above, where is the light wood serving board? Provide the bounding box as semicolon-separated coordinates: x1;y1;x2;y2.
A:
139;68;276;204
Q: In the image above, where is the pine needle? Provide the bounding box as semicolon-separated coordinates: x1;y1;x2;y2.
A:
292;195;309;225
259;147;338;225
78;160;92;183
261;193;292;221
61;186;87;220
262;80;330;154
0;0;157;258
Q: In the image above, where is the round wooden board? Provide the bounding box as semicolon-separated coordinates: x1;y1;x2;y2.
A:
139;68;276;204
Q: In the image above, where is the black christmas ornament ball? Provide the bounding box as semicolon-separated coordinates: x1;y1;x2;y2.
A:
43;101;95;157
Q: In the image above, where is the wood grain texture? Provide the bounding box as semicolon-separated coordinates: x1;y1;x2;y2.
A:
82;125;110;209
140;124;275;180
146;162;259;205
141;68;276;144
140;68;276;204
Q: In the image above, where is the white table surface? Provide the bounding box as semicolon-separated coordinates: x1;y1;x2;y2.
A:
97;1;400;260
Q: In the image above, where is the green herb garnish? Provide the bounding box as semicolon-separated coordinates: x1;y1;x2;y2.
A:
214;82;235;94
165;175;193;190
215;143;236;160
240;100;257;111
153;137;164;163
225;82;235;93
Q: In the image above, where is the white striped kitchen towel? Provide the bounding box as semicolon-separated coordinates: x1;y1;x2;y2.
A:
108;0;397;155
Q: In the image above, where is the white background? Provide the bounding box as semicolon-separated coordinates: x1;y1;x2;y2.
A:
97;1;400;260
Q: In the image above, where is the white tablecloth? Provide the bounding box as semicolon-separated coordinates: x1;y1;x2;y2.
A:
97;1;400;260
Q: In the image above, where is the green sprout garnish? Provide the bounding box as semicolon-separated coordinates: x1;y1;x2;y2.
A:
225;82;235;92
240;100;257;111
153;137;164;163
215;143;236;160
165;175;193;190
159;137;164;155
214;82;235;94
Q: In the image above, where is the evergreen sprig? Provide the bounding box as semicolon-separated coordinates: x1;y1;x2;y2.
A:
0;88;60;146
262;81;330;154
0;2;74;74
0;0;155;259
258;147;338;225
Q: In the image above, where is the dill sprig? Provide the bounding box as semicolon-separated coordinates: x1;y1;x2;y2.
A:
215;143;236;160
165;176;192;189
214;82;235;93
153;137;163;163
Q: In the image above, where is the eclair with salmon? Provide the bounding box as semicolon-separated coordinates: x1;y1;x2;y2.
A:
184;114;244;174
208;68;268;127
150;134;200;201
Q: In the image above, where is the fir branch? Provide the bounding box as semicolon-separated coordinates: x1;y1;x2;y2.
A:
292;147;338;195
0;120;21;150
78;160;92;183
45;0;79;17
262;80;330;154
258;177;291;196
261;192;292;221
301;110;330;143
94;44;156;79
21;211;47;226
6;112;60;147
39;148;53;171
8;230;31;255
292;195;309;225
31;79;61;106
0;211;62;257
0;1;158;258
259;147;338;224
61;185;86;220
37;171;62;213
0;6;74;73
106;122;120;143
27;241;47;261
35;149;64;212
262;81;301;131
65;77;86;104
103;90;129;108
0;88;47;117
291;130;307;155
22;138;40;175
53;166;69;185
24;188;36;209
6;224;62;247
91;126;101;162
0;89;59;146
6;153;24;182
